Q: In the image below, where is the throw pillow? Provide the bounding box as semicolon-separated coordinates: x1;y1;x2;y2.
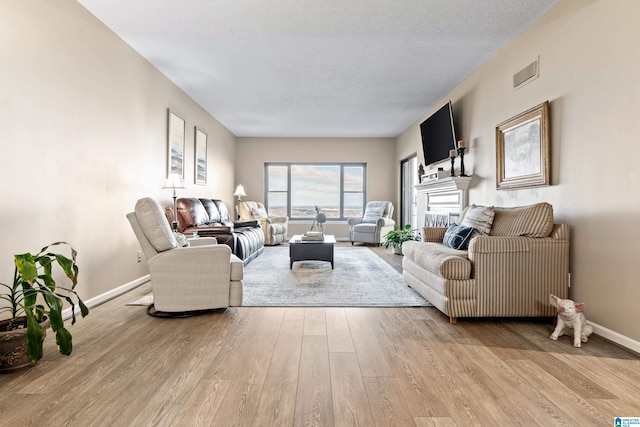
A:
363;206;385;223
251;207;268;218
460;204;495;238
134;197;178;252
490;202;554;237
443;223;474;250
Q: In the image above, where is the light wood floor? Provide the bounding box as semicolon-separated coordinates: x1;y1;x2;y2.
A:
1;245;639;426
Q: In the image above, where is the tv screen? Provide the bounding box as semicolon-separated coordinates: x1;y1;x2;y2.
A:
419;101;457;168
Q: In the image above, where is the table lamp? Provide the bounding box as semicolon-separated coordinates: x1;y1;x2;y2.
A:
233;184;247;220
162;172;185;232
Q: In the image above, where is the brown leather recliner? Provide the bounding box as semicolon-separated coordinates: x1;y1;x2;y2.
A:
166;198;264;264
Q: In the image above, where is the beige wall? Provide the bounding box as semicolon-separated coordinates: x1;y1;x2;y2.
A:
236;138;396;238
0;0;236;304
5;0;638;346
397;0;640;342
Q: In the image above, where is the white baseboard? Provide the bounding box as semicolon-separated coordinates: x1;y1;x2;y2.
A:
62;275;150;320
588;320;640;355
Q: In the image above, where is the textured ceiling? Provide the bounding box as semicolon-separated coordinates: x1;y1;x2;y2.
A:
77;0;558;138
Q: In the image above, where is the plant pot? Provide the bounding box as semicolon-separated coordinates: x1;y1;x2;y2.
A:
0;317;48;373
392;246;403;255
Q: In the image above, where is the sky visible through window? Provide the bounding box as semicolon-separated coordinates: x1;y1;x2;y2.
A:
266;163;364;219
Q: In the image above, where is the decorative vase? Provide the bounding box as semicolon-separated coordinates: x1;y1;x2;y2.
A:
0;317;49;372
392;246;403;255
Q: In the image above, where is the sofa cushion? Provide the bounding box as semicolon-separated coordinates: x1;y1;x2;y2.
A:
353;223;378;233
490;202;554;237
177;198;210;229
199;199;221;223
135;197;178;252
251;207;268;218
443;223;474;250
460;204;495;238
403;241;471;280
363;206;385;223
210;199;234;226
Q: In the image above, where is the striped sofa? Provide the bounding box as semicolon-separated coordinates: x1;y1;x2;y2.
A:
402;203;569;323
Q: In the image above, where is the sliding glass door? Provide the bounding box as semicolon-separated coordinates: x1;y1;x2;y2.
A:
401;156;418;228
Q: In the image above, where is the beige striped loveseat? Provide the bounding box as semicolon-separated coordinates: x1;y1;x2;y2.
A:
402;203;569;323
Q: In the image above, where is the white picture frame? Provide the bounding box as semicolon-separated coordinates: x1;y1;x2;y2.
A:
194;127;207;185
167;110;185;178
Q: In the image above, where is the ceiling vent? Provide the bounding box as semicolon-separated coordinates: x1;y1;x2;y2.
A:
513;57;539;89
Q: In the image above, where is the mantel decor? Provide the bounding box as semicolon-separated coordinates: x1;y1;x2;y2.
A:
167;110;185;178
456;140;468;177
449;149;456;177
496;101;550;190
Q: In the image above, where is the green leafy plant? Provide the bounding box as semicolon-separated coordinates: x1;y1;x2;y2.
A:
383;224;419;249
0;242;89;364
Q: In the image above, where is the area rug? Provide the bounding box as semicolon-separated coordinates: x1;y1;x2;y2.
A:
127;246;431;307
127;293;154;306
242;246;430;307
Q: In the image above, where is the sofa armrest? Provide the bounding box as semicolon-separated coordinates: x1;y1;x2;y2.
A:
266;216;288;224
233;219;260;228
376;217;395;228
188;237;218;246
347;217;363;226
149;244;233;279
468;236;531;253
468;235;570;317
148;245;241;310
184;225;232;236
422;227;447;243
549;223;569;240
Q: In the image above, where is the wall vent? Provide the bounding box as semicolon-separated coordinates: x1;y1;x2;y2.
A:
513;58;539;89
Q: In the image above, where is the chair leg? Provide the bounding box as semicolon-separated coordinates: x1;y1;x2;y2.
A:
351;241;353;245
449;317;457;325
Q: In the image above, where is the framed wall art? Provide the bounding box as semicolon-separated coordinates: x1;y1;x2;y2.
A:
167;110;185;177
496;101;550;190
194;127;207;185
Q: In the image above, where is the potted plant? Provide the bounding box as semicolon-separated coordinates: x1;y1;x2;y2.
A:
0;242;88;371
383;224;419;255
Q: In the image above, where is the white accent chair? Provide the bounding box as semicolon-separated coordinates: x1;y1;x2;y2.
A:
127;197;243;313
238;201;288;245
347;201;396;246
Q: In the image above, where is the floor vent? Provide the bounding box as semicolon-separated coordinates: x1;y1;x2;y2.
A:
513;58;539;89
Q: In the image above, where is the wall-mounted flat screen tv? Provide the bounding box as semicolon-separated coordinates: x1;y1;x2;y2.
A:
419;101;457;168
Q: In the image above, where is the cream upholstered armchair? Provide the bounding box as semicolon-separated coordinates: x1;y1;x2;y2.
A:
238;201;288;245
127;197;243;314
347;201;395;245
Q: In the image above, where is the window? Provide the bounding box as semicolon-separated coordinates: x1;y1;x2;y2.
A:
265;163;366;220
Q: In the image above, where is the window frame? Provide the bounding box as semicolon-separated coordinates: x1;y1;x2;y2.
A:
264;162;367;221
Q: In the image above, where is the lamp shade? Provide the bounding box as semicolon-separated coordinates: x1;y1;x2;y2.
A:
162;172;185;190
233;184;247;197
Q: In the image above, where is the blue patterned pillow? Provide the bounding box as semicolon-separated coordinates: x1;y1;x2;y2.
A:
443;223;474;250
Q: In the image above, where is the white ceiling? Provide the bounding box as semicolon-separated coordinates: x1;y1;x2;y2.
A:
77;0;558;138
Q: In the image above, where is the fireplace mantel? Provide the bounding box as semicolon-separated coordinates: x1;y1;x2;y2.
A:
415;176;473;230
